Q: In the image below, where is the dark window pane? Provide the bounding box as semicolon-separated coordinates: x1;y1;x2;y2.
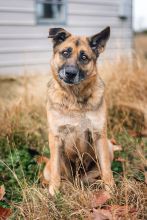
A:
36;0;66;23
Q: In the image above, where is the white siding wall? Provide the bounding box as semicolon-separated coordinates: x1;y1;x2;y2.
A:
0;0;133;75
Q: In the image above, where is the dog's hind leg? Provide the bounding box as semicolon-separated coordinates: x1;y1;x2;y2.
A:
108;139;122;161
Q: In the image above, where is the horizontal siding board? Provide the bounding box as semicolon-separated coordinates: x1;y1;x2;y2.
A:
0;0;34;8
0;53;50;66
68;1;131;13
0;65;50;76
0;12;35;23
69;0;119;6
0;26;49;36
0;47;49;53
0;34;46;40
67;28;133;38
0;39;49;49
67;15;131;27
69;0;132;6
68;12;119;18
68;23;132;29
68;3;118;15
0;7;35;13
0;20;35;26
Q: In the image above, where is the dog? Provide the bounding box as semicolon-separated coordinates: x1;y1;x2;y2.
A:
45;27;114;196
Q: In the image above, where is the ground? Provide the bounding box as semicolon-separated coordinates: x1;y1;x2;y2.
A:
0;35;147;219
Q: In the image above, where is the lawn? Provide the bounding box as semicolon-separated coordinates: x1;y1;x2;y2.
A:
0;35;147;219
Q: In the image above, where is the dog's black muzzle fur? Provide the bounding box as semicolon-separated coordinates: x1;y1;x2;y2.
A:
59;65;85;85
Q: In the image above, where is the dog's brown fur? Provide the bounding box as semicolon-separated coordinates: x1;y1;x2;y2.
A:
45;27;114;195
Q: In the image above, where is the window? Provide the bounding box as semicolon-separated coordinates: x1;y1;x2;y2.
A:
36;0;67;24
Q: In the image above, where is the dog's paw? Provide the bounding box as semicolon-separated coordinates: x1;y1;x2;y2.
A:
49;185;56;196
103;176;115;193
49;185;60;196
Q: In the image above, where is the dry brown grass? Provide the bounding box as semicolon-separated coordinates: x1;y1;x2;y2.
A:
103;58;147;134
13;179;146;219
0;75;47;137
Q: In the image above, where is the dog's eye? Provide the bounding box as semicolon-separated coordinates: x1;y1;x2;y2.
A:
81;54;88;60
79;53;89;63
62;50;71;58
62;51;68;56
61;47;72;58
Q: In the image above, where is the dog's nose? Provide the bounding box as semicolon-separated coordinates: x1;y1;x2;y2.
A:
65;66;78;78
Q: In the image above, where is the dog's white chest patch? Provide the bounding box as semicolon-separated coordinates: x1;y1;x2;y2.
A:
48;109;105;135
85;110;105;131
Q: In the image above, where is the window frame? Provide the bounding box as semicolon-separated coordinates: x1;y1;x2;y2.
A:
36;0;68;25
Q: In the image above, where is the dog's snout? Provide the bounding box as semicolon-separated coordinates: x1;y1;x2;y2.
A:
65;65;78;78
59;64;83;85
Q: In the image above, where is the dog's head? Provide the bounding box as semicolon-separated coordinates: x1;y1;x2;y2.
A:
48;27;110;85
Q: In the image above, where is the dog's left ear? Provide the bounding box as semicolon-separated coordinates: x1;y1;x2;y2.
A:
88;26;110;55
48;28;71;47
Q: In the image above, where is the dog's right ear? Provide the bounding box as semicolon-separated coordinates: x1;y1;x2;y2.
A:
48;28;71;47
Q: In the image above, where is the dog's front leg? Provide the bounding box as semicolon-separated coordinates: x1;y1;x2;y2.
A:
95;134;114;189
48;131;61;196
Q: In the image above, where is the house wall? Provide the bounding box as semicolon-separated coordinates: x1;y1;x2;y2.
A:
0;0;133;75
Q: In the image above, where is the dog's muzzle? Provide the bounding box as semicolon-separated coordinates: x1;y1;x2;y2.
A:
59;65;84;85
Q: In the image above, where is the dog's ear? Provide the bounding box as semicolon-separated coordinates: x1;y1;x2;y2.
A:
88;26;110;56
48;28;71;47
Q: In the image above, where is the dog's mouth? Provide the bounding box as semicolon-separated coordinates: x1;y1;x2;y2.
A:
59;75;79;85
58;67;85;85
59;73;80;85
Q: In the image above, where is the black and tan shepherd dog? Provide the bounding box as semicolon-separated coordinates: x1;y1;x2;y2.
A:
45;27;114;195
